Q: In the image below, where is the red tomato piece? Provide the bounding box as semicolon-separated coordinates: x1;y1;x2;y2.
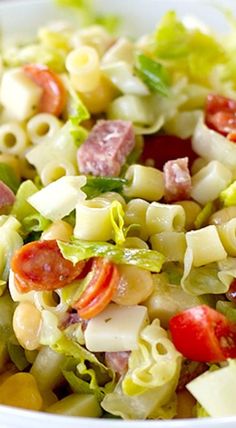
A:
169;305;236;363
142;135;197;171
205;93;236;135
11;240;86;292
23;64;66;116
74;260;119;319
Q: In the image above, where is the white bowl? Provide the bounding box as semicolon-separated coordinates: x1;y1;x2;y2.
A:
0;0;236;427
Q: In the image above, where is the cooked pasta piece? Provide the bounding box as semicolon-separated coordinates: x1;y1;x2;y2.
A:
79;75;117;114
176;201;201;231
124;164;164;201
40;160;76;186
27;113;62;145
217;219;236;256
0;122;29;155
186;225;227;267
34;290;68;318
41;220;73;242
108;94;154;125
72;25;114;57
74;199;113;241
94;192;126;206
209;206;236;225
191;157;208;175
122;237;149;250
124;198;149;240
191;160;232;205
65;46;101;93
150;231;186;263
146;202;186;235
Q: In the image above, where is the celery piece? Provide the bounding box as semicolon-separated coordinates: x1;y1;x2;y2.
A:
30;346;65;392
46;393;102;417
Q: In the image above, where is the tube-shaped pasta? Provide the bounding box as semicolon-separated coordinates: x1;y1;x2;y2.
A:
93;192;126;207
122;237;149;250
72;25;114;57
40;160;76;186
150;231;187;263
74;199;113;241
124;164;164;201
191;160;232;205
146;202;186;235
191;157;208;175
176;201;201;231
102;61;149;96
0;122;29;155
124;198;149;241
27;113;62;145
34;290;68;318
65;46;101;93
218;219;236;256
186;225;227;267
209;206;236;226
41;220;73;242
79;75;117;115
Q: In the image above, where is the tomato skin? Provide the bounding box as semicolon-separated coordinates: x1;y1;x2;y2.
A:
74;260;119;319
205;94;236;135
169;305;236;363
142;135;196;171
11;240;86;292
23;64;66;116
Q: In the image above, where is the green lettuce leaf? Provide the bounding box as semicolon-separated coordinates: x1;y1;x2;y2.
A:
11;180;50;233
152;11;225;83
81;176;126;199
52;335;115;401
220;180;236;207
110;200;126;246
0;216;23;281
58;239;165;272
0;163;20;194
122;320;181;396
135;54;169;96
216;300;236;323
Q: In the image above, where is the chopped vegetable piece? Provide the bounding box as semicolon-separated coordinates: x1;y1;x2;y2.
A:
205;93;236;135
135;54;169;96
169;305;236;362
23;64;66;116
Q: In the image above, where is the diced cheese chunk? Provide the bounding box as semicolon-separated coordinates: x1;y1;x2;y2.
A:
84;303;148;352
27;176;87;221
0;68;42;121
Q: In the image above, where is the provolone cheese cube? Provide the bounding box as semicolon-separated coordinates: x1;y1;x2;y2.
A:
27;176;87;221
0;68;42;121
84;303;148;352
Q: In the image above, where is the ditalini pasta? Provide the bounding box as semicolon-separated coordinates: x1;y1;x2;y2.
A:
2;2;236;422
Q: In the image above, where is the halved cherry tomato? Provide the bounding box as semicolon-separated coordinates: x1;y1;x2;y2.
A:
205;93;236;135
73;259;119;319
11;240;86;292
142;135;196;171
23;64;66;116
169;305;236;363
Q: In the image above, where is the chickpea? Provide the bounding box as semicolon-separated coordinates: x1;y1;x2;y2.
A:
13;302;42;351
112;264;154;305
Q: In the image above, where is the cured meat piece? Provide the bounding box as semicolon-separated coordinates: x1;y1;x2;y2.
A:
0;180;15;209
77;120;135;177
177;360;208;392
11;240;86;292
105;351;130;376
163;157;191;202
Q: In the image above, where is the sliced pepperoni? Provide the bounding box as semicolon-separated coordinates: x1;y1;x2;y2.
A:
77;120;135;177
0;181;15;209
11;240;86;292
163;157;192;202
205;93;236;135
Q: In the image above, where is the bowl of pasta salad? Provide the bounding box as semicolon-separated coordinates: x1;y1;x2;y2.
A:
1;0;236;427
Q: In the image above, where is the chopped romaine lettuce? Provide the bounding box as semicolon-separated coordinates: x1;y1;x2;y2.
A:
135;54;169;96
81;176;126;199
0;163;20;194
110;200;126;245
220;180;236;207
216;300;236;323
194;201;216;229
0;216;23;281
58;239;165;272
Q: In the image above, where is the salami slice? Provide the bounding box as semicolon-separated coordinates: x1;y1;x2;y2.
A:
0;180;15;209
163;157;192;202
105;351;130;376
77;120;135;177
11;239;86;292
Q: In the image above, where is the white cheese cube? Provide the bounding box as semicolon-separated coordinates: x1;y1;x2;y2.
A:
27;175;87;221
84;303;148;352
0;68;43;121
